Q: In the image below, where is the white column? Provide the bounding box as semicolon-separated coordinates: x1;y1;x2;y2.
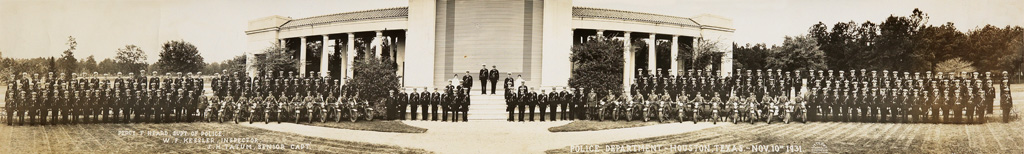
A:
406;0;437;87
374;31;383;58
670;35;679;76
279;39;286;47
692;37;699;69
320;35;330;77
648;33;656;74
596;30;604;38
396;34;406;85
299;36;307;77
346;33;355;80
623;32;632;93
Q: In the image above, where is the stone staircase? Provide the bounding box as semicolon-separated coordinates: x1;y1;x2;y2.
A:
467;90;510;121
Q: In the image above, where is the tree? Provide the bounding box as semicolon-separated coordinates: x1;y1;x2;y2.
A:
935;57;976;73
154;40;205;73
115;44;148;72
733;43;770;70
682;38;726;72
254;42;298;75
58;36;79;75
47;57;58;74
913;22;965;71
97;58;116;73
81;55;98;73
874;8;927;71
221;55;247;74
766;35;828;71
349;54;400;102
569;37;624;97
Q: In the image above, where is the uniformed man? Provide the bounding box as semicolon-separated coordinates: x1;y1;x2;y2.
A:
517;81;529;122
1001;80;1012;123
479;64;489;95
421;87;431;121
537;89;548;121
528;87;537;121
489;66;500;95
431;88;441;121
409;88;420;120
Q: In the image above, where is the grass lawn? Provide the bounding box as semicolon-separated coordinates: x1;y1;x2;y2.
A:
0;123;429;153
301;121;428;133
548;120;665;132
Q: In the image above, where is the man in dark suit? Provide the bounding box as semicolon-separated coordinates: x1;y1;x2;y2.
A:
517;82;528;122
480;64;489;95
463;71;474;94
489;66;500;95
409;88;420;120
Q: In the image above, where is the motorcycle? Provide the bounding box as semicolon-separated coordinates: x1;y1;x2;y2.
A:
692;101;701;124
276;101;286;124
731;100;742;124
656;101;666;123
248;101;258;124
332;100;343;123
767;100;780;124
347;99;359;122
362;100;375;121
319;101;328;123
623;101;634;121
233;102;243;124
293;102;304;124
676;101;689;123
307;101;316;123
611;101;621;121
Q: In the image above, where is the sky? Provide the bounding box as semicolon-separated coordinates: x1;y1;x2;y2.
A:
1;0;1022;63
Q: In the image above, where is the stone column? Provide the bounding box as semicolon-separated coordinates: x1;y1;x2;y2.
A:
346;33;356;80
623;31;632;93
670;35;679;76
320;35;330;77
374;31;383;58
299;36;307;77
648;33;656;75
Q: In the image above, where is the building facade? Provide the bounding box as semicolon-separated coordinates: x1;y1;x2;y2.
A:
245;0;734;92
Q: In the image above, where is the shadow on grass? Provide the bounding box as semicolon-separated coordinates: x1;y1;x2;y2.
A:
300;121;428;133
548;120;664;132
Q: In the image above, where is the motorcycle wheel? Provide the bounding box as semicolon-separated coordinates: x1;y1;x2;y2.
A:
365;110;374;121
677;110;685;123
277;112;282;124
712;111;718;124
612;110;619;121
626;110;633;122
321;111;327;123
248;113;254;124
692;111;698;124
642;110;649;122
598;109;604;121
234;112;239;124
349;111;358;122
802;109;808;123
785;111;791;124
295;112;300;123
733;112;739;124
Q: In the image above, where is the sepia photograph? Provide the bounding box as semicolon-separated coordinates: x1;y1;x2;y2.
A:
1;0;1023;153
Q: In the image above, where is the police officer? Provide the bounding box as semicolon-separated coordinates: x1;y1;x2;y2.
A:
479;64;489;95
409;88;420;120
517;82;529;122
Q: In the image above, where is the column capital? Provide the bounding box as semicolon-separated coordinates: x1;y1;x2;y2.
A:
301;36;308;39
348;33;355;38
322;34;329;37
